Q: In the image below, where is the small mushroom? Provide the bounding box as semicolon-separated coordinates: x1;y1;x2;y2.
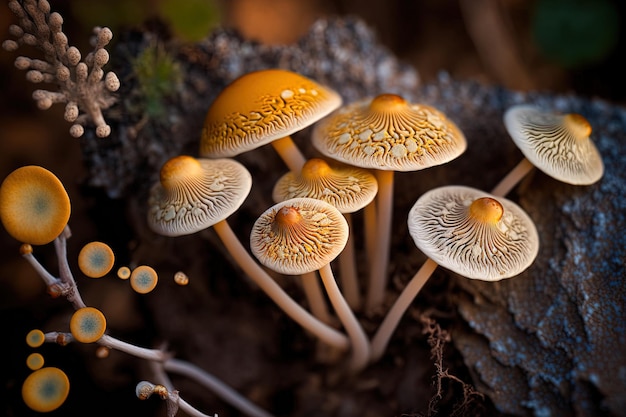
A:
0;165;71;245
250;198;370;372
22;367;70;412
148;155;350;351
312;93;467;312
492;104;604;196
26;353;45;371
78;241;115;278
26;329;45;348
272;158;378;310
70;306;107;343
370;185;539;361
130;265;159;294
200;69;342;173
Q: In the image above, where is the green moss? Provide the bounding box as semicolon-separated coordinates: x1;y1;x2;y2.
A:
131;44;183;119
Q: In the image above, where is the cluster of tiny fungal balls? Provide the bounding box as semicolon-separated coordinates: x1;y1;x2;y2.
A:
2;0;119;138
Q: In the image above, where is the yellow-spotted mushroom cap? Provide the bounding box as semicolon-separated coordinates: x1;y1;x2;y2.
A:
70;307;107;343
200;69;342;157
0;166;70;245
22;367;70;412
250;197;349;275
26;353;45;371
26;329;45;348
78;241;115;278
312;94;467;171
408;186;539;280
148;156;252;237
130;265;159;294
272;158;378;213
503;105;604;185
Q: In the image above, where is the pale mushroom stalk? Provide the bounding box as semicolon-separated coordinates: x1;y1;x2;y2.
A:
212;220;350;351
370;258;438;361
21;251;61;288
365;169;394;313
161;359;275;417
338;213;361;310
53;227;86;309
363;199;377;263
300;271;333;324
318;263;371;372
490;157;534;197
270;137;307;173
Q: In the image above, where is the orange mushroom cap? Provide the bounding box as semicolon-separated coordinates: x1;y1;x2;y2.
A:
312;94;467;171
130;265;159;294
22;367;70;412
0;166;70;245
78;241;115;278
200;69;342;157
70;307;107;343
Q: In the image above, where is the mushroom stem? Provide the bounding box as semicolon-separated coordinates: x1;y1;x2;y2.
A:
370;258;438;362
53;228;87;309
338;213;361;310
363;198;377;263
318;263;371;373
365;169;394;313
490;157;534;197
270;136;307;173
163;359;275;417
301;271;333;324
211;219;350;351
21;252;61;288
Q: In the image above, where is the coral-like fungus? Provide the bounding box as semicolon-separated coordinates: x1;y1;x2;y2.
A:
78;241;115;278
22;367;70;412
70;307;107;343
3;0;120;137
0;166;70;245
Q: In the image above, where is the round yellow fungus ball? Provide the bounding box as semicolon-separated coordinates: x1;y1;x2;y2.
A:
78;241;115;278
130;265;158;294
26;353;45;371
117;266;131;280
22;367;70;412
70;307;107;343
25;329;45;348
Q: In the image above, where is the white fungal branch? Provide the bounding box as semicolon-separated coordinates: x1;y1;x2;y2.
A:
3;0;120;138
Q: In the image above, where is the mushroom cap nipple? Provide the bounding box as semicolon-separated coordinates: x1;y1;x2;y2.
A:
468;197;504;224
300;158;333;181
159;155;204;188
368;93;408;113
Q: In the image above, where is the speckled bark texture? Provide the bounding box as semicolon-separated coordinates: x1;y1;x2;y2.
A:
79;16;625;417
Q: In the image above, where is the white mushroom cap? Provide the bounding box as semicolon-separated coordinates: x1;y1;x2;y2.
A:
250;197;349;275
272;158;378;213
200;69;342;157
504;104;604;185
148;156;252;236
312;94;467;172
408;185;539;280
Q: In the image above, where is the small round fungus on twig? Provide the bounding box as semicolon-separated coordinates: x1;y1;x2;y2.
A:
408;185;539;280
504;104;604;185
22;367;70;412
70;307;107;343
250;198;349;275
130;265;158;294
26;329;46;348
78;241;115;278
117;266;131;280
148;156;252;237
26;353;45;371
0;166;70;245
174;271;189;286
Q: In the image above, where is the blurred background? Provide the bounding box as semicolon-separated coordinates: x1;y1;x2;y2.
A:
1;0;624;416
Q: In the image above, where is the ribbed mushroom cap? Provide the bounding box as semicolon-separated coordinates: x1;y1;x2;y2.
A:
312;94;467;171
272;158;378;213
200;69;342;157
0;165;70;245
78;241;115;278
504;105;604;185
408;185;539;280
250;197;349;275
70;307;107;343
148;156;252;236
22;367;70;412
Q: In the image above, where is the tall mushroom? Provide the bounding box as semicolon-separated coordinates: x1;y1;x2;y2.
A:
200;69;342;173
148;155;349;351
312;94;467;313
370;185;539;361
492;104;604;196
250;197;370;372
272;157;378;310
